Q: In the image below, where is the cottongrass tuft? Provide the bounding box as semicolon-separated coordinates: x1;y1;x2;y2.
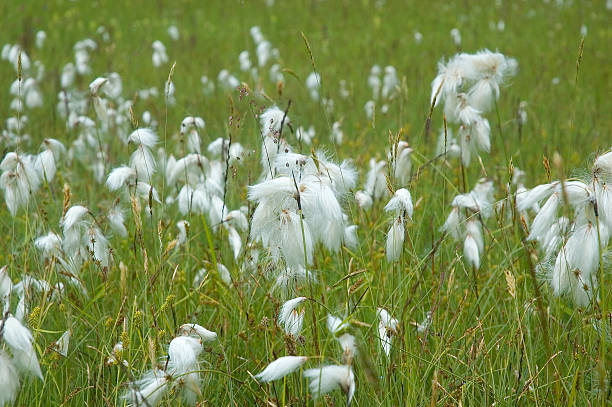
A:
255;355;307;382
304;364;356;406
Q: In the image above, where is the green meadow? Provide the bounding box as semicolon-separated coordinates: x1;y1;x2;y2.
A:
0;0;610;405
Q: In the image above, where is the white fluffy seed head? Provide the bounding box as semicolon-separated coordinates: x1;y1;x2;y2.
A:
384;188;413;218
377;308;398;357
61;205;90;232
337;333;357;363
386;217;405;262
168;336;202;373
128;128;158;148
463;234;481;270
123;368;169;407
178;323;218;342
54;330;71;357
180;116;205;134
255;356;307;382
0;350;20;406
34;231;62;258
517;182;558;212
593;149;612;182
304;365;355;405
354;190;373;210
106;166;137;191
259;106;289;134
108;207;128;237
527;193;559;243
89;77;108;95
3;315;43;380
278;297;306;329
327;314;349;335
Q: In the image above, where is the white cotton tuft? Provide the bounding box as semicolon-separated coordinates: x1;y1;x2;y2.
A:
441;207;463;240
108;207;128;237
179;323;218;342
284;308;304;336
3;315;43;380
593;149;612;182
386;217;405;262
343;225;359;250
595;182;612;231
0;350;20;406
527;193;559;243
217;263;232;285
53;330;71;357
278;297;306;335
355;190;373;209
106;166;137;191
61;205;89;232
327;314;349;335
296;125;315;144
130;146;157;182
35;149;57;182
278;297;306;327
227;226;242;260
393;141;413;185
278;210;314;267
337;333;357;363
259;106;289;135
123;368;169;407
377;308;398;357
364;159;388;200
305;72;321;101
463;234;481;269
89;77;108;95
225;210;249;232
255;356;307;382
177;220;189;245
0;152;41;216
517;182;557;212
1;266;11;312
331;121;343;144
128;128;158;148
168;335;202;371
551;223;600;306
304;365;355;404
87;226;112;269
34;231;62;258
384;188;413;218
465;220;484;253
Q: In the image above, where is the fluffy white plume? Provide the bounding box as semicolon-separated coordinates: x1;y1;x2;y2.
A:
377;308;398;357
178;324;218;342
327;314;349;335
123;368;169;407
384;188;413;218
304;365;355;405
255;356;307;382
3;315;43;380
0;350;20;406
386;217;405;262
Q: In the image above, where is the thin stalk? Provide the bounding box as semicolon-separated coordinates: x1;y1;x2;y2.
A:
593;184;607;407
293;172;320;354
494;98;509;165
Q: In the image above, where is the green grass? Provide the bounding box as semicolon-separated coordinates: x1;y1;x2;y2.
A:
1;0;611;406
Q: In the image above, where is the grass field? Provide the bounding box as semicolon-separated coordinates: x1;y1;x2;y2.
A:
1;0;611;406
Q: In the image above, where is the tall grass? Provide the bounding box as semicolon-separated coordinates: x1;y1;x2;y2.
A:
0;0;610;406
